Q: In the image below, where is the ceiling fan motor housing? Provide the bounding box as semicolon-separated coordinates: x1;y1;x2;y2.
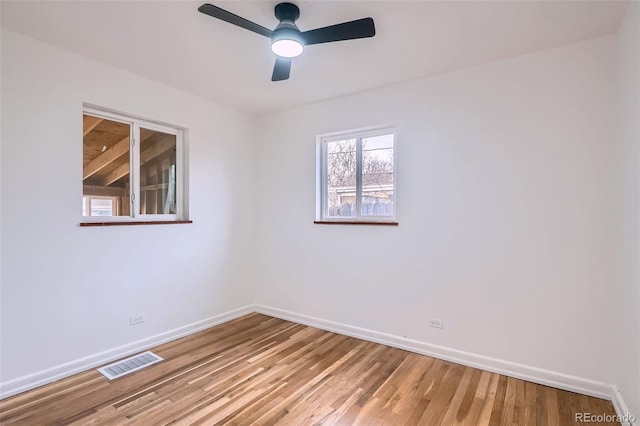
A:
272;2;303;44
274;3;300;22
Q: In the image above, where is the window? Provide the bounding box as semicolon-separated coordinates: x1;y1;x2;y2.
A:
82;107;186;223
82;196;118;217
317;127;396;223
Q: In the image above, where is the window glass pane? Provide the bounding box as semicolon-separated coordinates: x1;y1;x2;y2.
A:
361;134;394;216
82;115;130;217
327;139;356;217
139;127;177;215
90;198;113;216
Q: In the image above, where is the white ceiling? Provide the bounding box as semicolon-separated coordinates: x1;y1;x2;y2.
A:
0;0;629;115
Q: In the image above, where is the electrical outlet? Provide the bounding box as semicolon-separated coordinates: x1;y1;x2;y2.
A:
130;314;144;325
428;318;444;329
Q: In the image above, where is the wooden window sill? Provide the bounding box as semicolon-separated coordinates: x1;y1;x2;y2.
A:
314;220;398;226
80;220;193;227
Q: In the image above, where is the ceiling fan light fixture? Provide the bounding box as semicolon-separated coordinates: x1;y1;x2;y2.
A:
198;2;376;80
271;38;304;58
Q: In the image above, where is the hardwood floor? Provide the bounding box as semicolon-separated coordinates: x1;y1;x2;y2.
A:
0;314;618;425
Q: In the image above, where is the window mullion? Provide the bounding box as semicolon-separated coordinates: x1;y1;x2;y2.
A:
131;123;141;218
176;131;183;219
321;141;328;219
355;138;363;218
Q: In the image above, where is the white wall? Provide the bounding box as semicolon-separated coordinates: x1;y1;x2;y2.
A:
254;36;618;385
614;0;640;418
0;30;256;383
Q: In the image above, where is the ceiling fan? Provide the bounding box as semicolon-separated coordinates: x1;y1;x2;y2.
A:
198;2;376;81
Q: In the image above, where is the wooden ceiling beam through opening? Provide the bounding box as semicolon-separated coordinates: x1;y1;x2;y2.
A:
83;135;130;180
82;116;103;136
102;136;175;186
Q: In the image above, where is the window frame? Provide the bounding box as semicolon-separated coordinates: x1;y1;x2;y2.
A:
316;126;397;224
82;106;187;223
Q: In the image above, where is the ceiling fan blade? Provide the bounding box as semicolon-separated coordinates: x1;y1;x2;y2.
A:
272;57;292;81
198;3;272;38
301;17;375;45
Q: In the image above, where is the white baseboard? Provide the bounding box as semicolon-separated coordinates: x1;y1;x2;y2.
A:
611;386;637;426
255;305;615;401
0;305;255;400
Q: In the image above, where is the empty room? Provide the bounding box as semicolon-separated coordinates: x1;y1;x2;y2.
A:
0;0;638;424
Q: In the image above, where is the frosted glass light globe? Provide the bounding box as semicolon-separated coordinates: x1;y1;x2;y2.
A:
271;39;304;58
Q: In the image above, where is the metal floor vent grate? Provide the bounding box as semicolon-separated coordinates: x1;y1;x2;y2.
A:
97;351;163;380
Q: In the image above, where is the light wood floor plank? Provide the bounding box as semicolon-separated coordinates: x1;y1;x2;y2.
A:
0;314;619;425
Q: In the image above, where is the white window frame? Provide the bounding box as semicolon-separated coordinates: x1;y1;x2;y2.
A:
316;126;397;223
82;106;187;222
